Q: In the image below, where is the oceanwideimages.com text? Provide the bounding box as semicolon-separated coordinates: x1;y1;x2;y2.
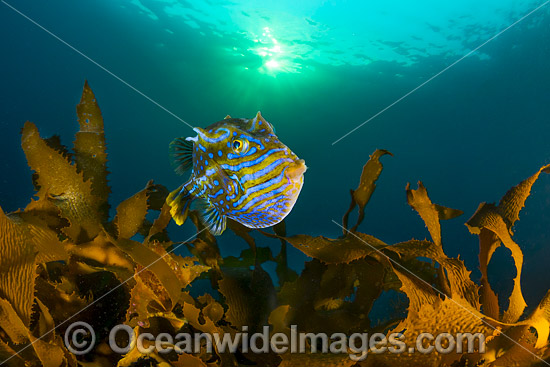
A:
65;322;486;361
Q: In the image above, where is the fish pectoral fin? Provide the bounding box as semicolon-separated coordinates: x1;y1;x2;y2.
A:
193;198;227;235
209;163;238;194
169;137;194;175
229;173;245;195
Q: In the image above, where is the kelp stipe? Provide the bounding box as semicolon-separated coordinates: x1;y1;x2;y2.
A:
0;83;549;366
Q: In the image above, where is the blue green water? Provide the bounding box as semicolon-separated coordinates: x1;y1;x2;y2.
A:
1;0;549;309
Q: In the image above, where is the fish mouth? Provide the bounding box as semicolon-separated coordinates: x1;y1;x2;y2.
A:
285;159;307;181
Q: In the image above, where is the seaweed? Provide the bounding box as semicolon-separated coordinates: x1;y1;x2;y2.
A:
0;82;549;366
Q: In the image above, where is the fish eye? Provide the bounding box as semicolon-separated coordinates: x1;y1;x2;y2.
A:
231;138;249;154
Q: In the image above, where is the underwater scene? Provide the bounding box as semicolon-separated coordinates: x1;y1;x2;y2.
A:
1;0;550;366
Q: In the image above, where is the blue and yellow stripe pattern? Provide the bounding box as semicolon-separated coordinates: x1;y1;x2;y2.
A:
167;112;306;235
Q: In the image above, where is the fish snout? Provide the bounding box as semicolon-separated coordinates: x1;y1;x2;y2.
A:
285;159;307;181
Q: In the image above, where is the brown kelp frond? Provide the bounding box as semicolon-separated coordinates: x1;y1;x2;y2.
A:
74;80;110;222
21;121;102;243
406;182;464;247
342;149;392;233
342;149;393;234
1;83;550;366
279;232;387;265
0;297;77;367
0;206;37;326
402;183;476;306
113;182;150;240
466;164;550;324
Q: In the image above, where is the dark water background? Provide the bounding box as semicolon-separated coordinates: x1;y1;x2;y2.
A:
1;1;549;314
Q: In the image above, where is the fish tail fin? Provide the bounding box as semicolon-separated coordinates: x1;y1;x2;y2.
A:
166;184;192;225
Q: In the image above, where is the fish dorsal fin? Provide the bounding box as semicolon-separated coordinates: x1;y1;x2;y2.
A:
169;137;194;175
193;198;227;235
224;115;232;120
249;111;275;134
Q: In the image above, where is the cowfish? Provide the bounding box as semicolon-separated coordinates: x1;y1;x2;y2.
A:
166;112;307;235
